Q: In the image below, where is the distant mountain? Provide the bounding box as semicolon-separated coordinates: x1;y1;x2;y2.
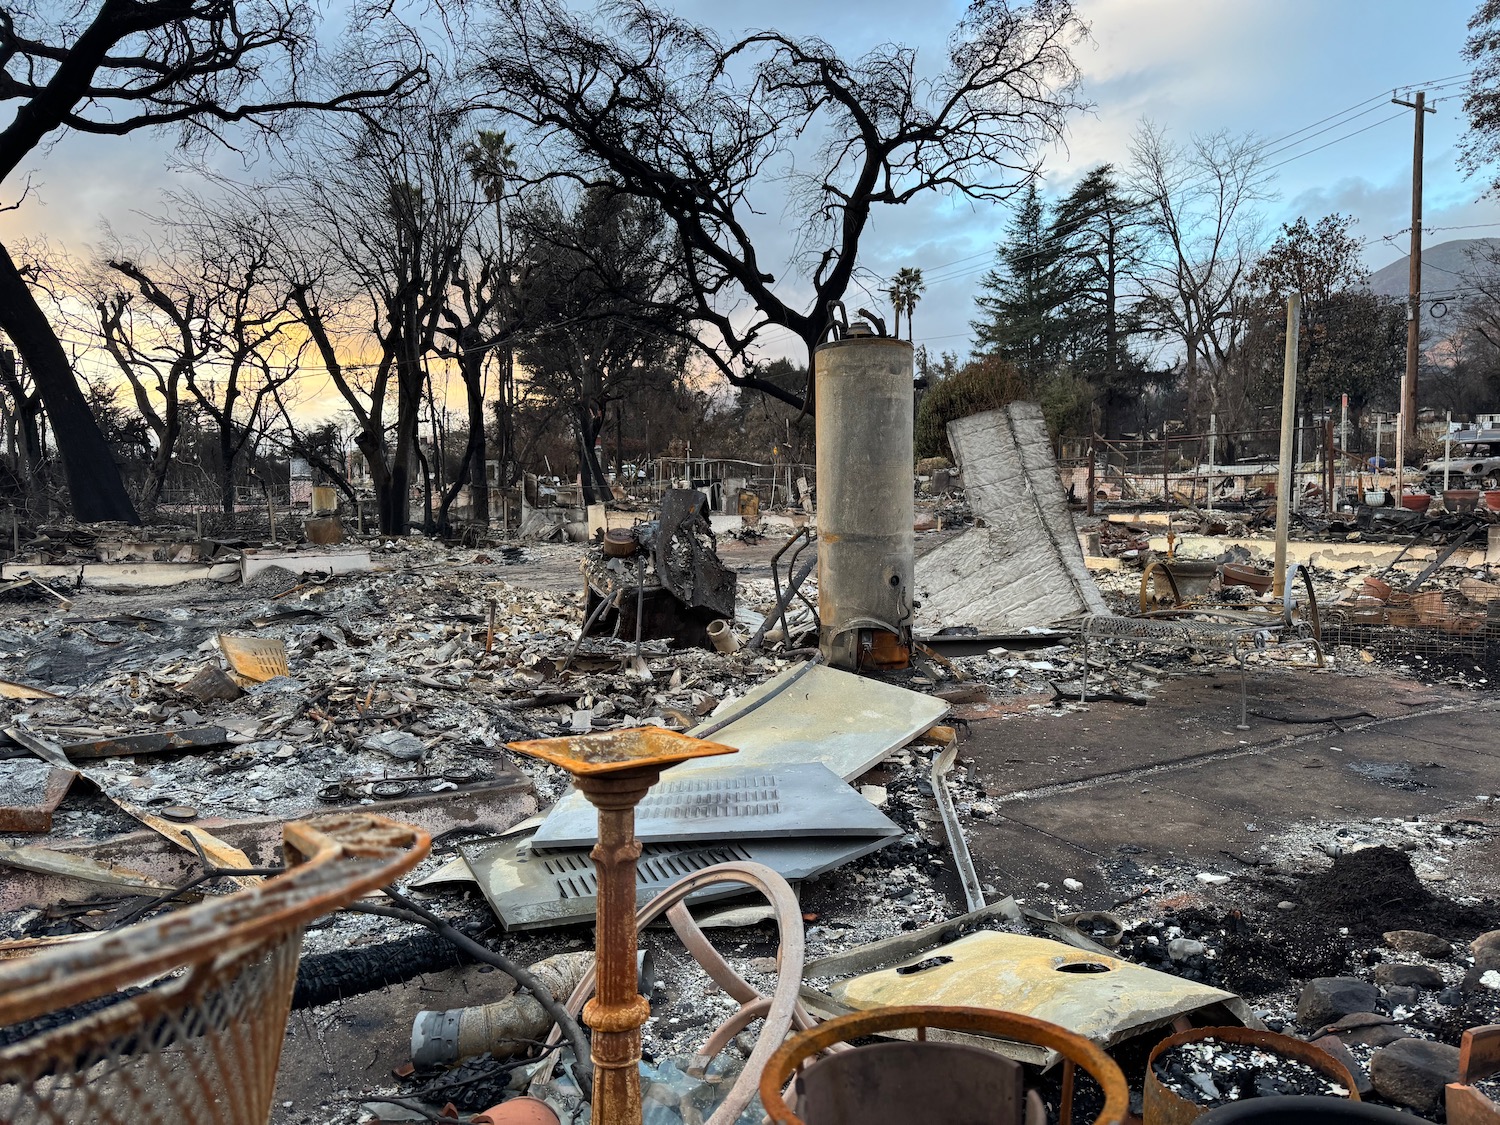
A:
1367;237;1500;299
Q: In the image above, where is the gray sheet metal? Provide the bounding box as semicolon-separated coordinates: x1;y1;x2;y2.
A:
531;762;899;849
681;663;948;781
468;830;899;931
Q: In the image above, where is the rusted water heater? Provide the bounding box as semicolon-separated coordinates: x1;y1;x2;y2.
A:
815;321;914;670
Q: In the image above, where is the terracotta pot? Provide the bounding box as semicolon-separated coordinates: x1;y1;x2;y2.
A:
1361;576;1392;603
1399;493;1432;513
473;1097;560;1125
1221;562;1273;594
1484;490;1500;512
1445;488;1481;513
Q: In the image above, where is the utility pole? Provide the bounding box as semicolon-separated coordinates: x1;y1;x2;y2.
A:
1392;90;1436;447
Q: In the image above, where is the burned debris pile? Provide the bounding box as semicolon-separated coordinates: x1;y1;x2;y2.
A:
0;401;1497;1125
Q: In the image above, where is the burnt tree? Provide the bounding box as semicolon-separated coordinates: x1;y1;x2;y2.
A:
481;0;1087;412
0;0;424;522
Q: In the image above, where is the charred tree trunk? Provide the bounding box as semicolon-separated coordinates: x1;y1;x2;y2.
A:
385;359;423;535
574;400;609;505
0;242;139;523
0;347;43;484
435;337;489;532
144;430;174;508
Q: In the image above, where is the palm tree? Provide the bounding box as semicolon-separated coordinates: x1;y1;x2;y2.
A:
896;267;925;341
886;276;906;338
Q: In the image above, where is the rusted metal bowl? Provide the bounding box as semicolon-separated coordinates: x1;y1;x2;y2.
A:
1400;493;1433;513
1143;1025;1359;1125
1221;562;1273;594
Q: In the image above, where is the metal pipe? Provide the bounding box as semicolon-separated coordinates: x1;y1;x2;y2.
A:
1273;295;1301;599
578;771;655;1124
1445;414;1453;491
1396;410;1405;504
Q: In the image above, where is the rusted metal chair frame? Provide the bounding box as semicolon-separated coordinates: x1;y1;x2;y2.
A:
758;1005;1130;1125
0;814;430;1125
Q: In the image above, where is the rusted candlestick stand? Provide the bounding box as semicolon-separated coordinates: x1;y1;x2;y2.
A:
508;727;737;1125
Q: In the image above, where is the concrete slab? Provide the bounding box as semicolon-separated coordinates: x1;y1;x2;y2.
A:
241;549;372;582
952;671;1500;902
1154;533;1488;573
0;561;241;588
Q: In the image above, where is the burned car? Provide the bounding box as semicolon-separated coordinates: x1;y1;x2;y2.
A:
1421;429;1500;490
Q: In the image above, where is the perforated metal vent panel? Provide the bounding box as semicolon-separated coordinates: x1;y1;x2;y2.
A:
637;774;781;819
532;762;897;849
468;832;897;931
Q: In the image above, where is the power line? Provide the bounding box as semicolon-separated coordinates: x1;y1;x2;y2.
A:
880;77;1464;290
1264;109;1407;171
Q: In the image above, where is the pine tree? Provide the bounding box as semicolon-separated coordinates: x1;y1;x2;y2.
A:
971;184;1071;383
1048;165;1147;387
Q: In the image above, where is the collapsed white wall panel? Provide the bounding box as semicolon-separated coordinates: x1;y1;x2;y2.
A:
914;403;1108;632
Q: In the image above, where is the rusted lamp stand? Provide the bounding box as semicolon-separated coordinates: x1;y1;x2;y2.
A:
508;728;737;1125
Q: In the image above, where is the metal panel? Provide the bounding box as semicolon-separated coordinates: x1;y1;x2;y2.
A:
468;831;899;931
827;930;1248;1067
914;404;1108;633
531;762;899;848
681;664;948;781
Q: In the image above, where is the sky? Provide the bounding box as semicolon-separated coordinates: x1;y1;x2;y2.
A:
4;0;1498;390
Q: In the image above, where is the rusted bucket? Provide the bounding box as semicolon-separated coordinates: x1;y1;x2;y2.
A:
1143;1025;1359;1125
602;528;638;557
